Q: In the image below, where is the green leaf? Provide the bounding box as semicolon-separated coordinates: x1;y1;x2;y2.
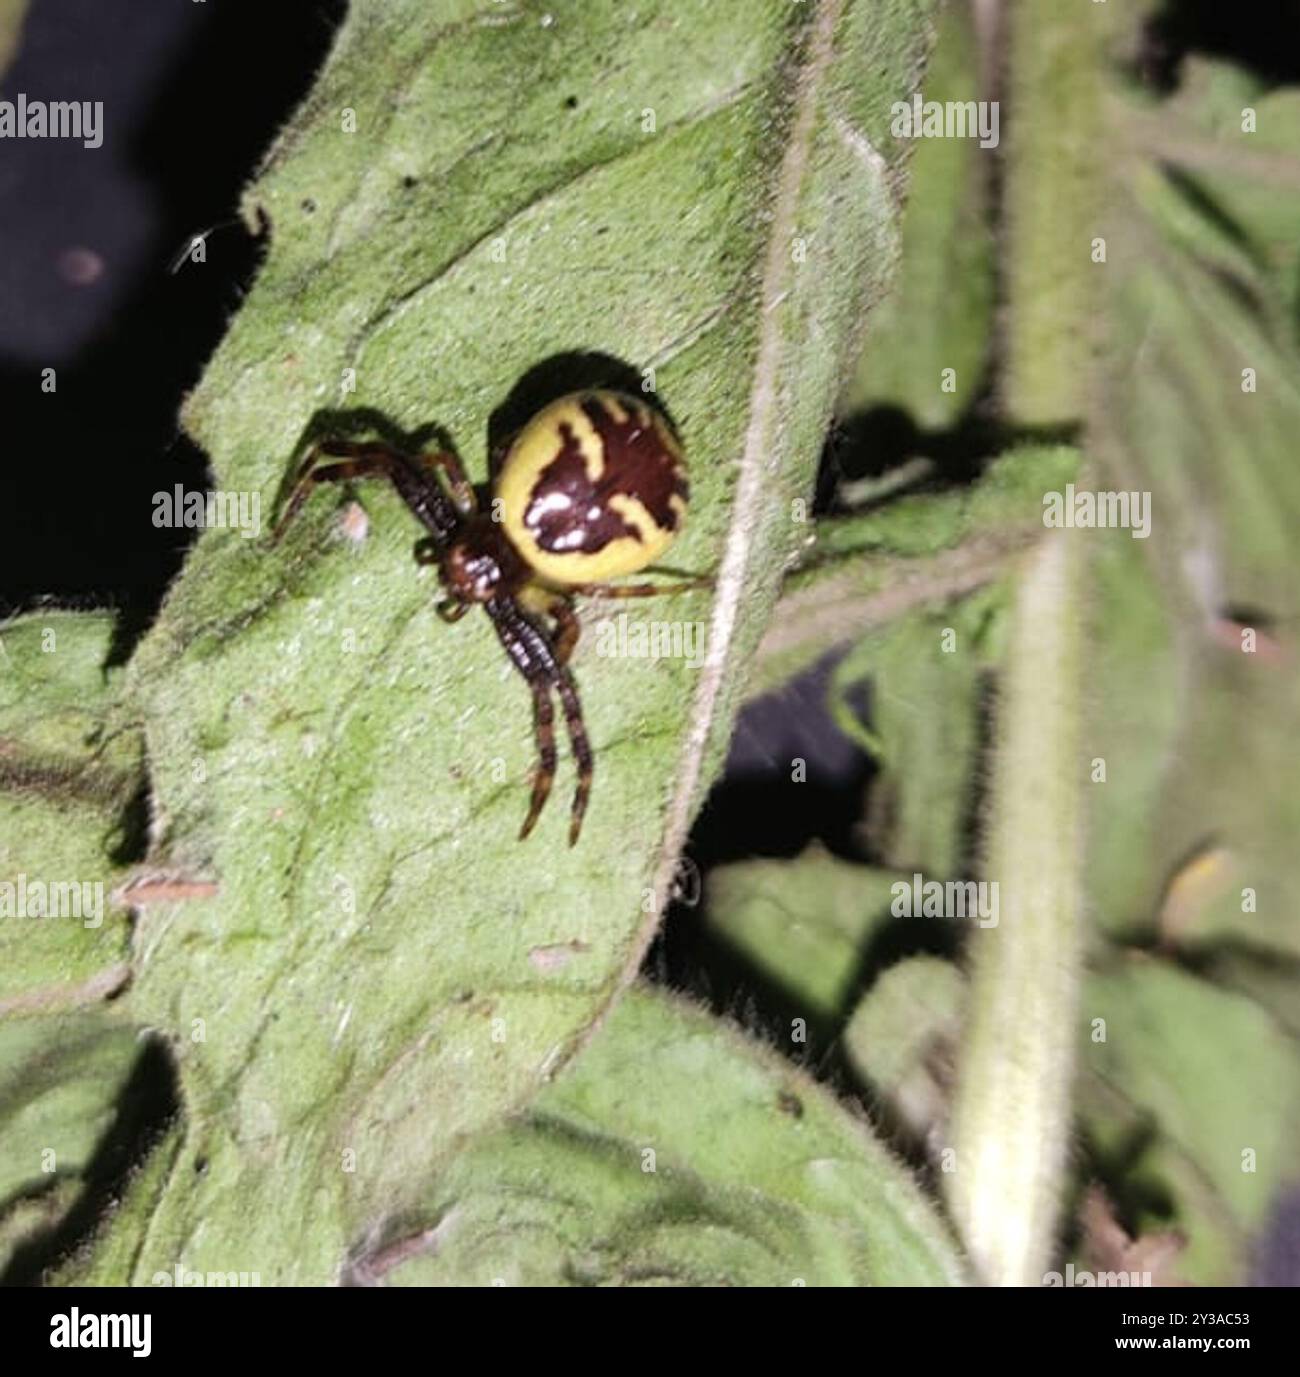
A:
827;584;1004;876
1079;959;1300;1286
76;0;938;1283
750;444;1078;696
843;955;965;1146
841;0;994;427
0;1014;143;1278
1126;58;1300;326
366;986;968;1286
705;845;906;1023
1075;539;1183;942
0;612;140;1013
1087;49;1300;964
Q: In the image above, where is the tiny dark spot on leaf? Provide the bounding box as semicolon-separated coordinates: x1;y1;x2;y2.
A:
564;95;578;109
301;198;317;213
195;1156;209;1176
777;1090;804;1118
402;175;418;189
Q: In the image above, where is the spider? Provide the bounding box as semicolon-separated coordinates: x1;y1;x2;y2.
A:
272;389;705;845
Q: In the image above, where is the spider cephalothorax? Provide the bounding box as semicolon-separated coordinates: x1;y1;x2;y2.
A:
273;389;703;845
438;518;527;604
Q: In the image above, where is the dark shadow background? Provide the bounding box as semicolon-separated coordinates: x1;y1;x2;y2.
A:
0;0;346;618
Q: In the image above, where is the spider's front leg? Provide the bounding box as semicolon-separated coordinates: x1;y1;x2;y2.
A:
272;439;475;545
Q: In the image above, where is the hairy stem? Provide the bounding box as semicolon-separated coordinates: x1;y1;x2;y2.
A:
946;529;1085;1285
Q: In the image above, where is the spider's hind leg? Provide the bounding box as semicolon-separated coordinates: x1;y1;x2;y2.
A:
519;680;558;842
493;597;593;846
554;673;593;846
566;575;712;600
518;584;581;665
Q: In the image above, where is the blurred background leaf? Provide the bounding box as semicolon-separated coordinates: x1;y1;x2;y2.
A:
0;1014;155;1281
840;0;993;429
692;0;1300;1286
0;0;26;79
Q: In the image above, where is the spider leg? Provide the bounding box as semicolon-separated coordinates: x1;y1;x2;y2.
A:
518;679;557;841
490;597;592;846
550;601;581;666
553;671;593;846
437;599;470;623
415;448;476;516
517;584;581;665
566;576;712;600
272;440;467;545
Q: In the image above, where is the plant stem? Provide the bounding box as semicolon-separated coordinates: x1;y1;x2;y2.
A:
946;528;1085;1285
944;0;1102;1281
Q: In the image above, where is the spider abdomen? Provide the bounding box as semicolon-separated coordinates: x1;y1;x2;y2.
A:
496;389;688;587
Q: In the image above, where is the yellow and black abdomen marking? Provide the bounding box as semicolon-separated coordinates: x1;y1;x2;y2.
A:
497;390;688;587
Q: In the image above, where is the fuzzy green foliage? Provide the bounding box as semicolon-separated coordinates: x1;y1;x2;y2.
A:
8;0;1297;1292
706;846;907;1023
841;0;993;426
716;0;1300;1287
0;613;140;1012
374;986;966;1286
0;0;964;1286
